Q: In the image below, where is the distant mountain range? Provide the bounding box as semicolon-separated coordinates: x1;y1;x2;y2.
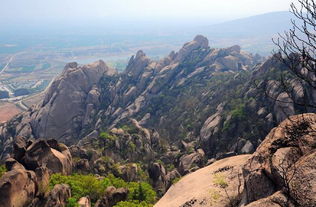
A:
198;11;295;55
206;11;293;37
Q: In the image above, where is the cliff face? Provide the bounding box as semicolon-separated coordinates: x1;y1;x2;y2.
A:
1;35;315;162
31;61;116;142
0;61;115;149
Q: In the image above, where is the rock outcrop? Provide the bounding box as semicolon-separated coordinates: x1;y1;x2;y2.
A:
31;60;115;143
78;197;91;207
22;139;72;175
0;138;72;207
0;166;37;207
154;155;251;207
94;186;128;207
178;149;206;175
0;60;116;150
155;113;316;207
44;184;71;207
242;113;316;207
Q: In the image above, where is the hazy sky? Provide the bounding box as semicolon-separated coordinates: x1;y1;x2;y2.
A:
1;0;296;24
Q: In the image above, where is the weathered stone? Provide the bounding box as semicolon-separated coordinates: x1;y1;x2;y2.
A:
5;158;25;171
0;168;37;207
178;149;206;175
78;197;91;207
243;113;316;205
94;186;128;207
244;191;294;207
118;163;138;182
241;140;255;154
289;151;316;207
44;184;71;207
35;166;50;196
30;60;115;144
23;139;72;175
148;162;167;194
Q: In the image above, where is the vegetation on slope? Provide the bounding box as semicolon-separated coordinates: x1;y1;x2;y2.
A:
0;165;6;178
50;173;156;206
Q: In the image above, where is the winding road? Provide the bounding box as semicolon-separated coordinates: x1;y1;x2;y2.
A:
0;54;30;111
0;55;14;75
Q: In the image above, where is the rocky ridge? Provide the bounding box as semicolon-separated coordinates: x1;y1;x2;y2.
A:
0;35;315;207
1;35;315;181
1;35;265;160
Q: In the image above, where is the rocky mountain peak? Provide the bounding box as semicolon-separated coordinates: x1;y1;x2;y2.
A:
64;62;78;69
193;35;209;48
174;35;209;62
135;50;146;59
125;50;151;78
8;60;116;145
227;45;241;54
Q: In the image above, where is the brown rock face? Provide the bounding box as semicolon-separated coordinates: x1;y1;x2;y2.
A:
0;138;73;207
289;151;316;207
44;184;71;207
244;191;294;207
94;186;128;207
243;113;316;206
148;162;167;194
155;114;316;207
178;149;206;175
27;60;115;144
78;197;91;207
23;139;72;175
174;35;209;62
118;163;138;182
0;168;37;207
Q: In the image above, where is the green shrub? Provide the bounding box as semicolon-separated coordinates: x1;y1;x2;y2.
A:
171;177;181;184
100;132;117;142
121;125;138;134
128;142;136;152
213;173;228;188
99;132;117;149
231;103;246;120
114;201;153;207
166;164;175;171
50;174;105;202
136;163;150;182
128;182;156;204
66;198;79;207
0;165;6;178
50;173;156;205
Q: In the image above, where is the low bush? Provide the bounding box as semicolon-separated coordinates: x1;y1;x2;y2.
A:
0;165;6;178
50;173;156;206
114;201;153;207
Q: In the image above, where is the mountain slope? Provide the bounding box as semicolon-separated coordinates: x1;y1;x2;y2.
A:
0;35;316;206
1;35;315;176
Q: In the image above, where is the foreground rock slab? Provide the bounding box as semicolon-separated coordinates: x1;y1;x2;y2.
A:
154;155;251;207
